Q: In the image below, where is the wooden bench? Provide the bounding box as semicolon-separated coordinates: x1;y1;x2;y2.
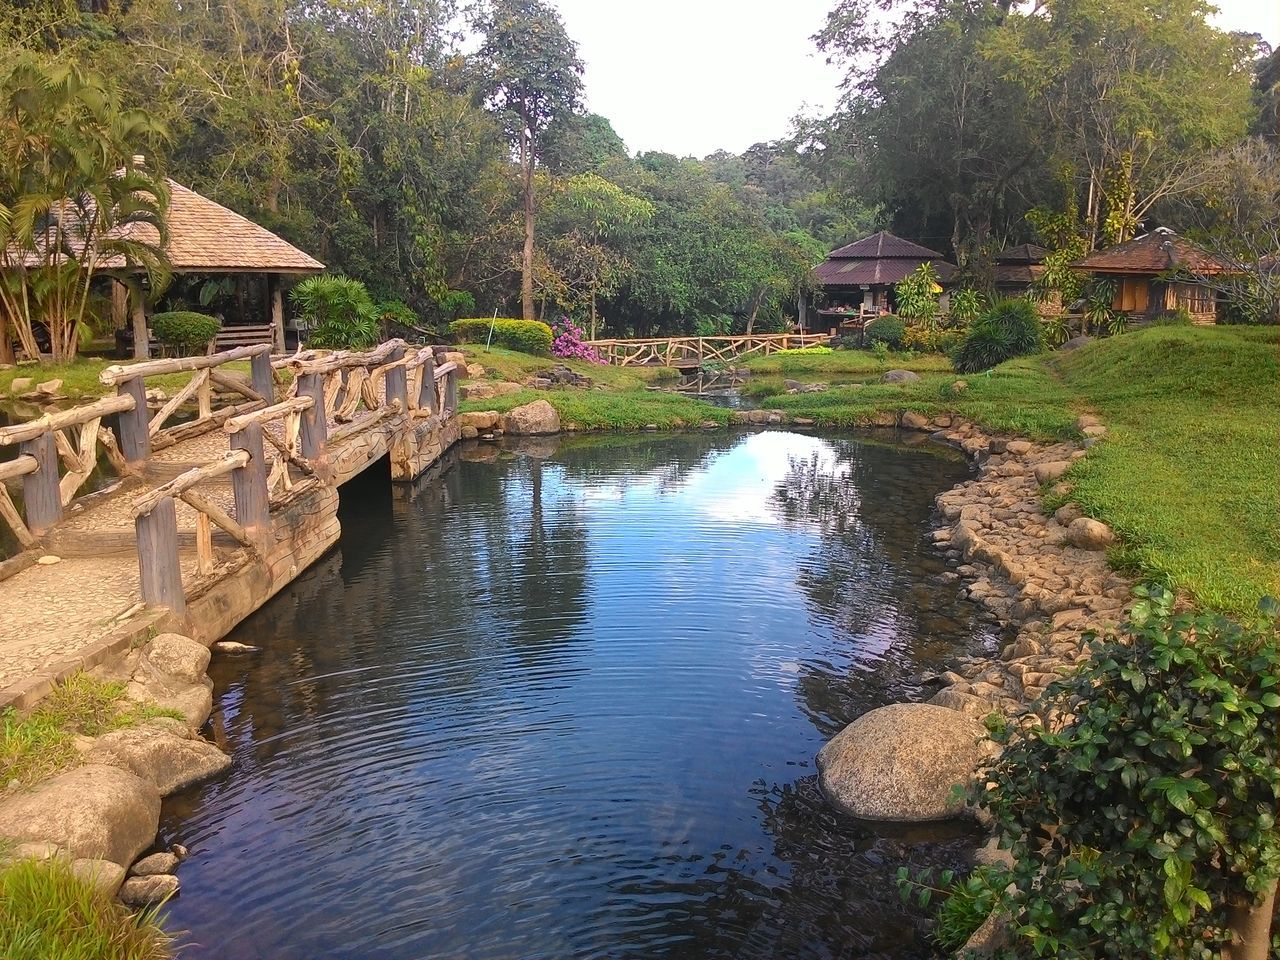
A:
210;324;277;353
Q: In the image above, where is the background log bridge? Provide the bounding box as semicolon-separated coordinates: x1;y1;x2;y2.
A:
583;333;831;367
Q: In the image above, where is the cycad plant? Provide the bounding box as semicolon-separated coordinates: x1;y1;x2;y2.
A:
0;54;170;363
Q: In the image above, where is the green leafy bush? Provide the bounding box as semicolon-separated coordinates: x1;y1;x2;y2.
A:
975;587;1280;959
864;315;906;349
449;318;553;356
150;311;220;356
375;299;420;331
898;865;1005;952
1153;308;1194;327
953;298;1043;372
774;345;833;356
291;275;380;350
948;287;984;327
902;325;964;355
894;262;942;328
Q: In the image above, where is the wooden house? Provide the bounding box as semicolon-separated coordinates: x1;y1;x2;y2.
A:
993;243;1048;298
810;231;955;334
1072;228;1230;324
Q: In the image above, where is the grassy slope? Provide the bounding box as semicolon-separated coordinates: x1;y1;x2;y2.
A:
0;358;254;402
1050;326;1279;615
748;327;1279;616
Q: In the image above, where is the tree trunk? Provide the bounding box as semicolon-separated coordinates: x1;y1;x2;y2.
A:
745;291;762;334
131;292;149;360
520;125;536;323
1223;881;1277;960
0;309;12;365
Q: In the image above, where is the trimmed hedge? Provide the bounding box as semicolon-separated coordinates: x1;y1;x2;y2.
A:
449;318;553;356
864;315;905;349
151;311;220;356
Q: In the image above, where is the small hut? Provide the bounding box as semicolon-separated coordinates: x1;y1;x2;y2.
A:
993;243;1048;298
108;177;325;357
1072;228;1229;324
810;231;956;334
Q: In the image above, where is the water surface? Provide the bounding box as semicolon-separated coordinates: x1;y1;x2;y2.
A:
159;430;996;960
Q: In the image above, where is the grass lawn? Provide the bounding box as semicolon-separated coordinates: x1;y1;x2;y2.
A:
457;345;677;391
1049;326;1279;616
0;358;255;403
461;386;732;431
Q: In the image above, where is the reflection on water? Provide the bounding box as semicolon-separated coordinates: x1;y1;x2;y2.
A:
158;430;996;960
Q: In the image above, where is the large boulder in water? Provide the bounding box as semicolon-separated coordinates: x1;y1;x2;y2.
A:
501;399;561;436
816;703;990;822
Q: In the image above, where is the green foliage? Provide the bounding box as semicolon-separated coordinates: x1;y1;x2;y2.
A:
902;325;964;355
898;865;1005;951
0;51;169;362
459;387;731;431
1041;312;1075;347
1154;307;1195;327
954;298;1043;373
948;287;984;326
774;345;833;356
290;275;379;350
1083;281;1117;337
450;318;553;356
374;300;419;331
150;311;219;356
894;262;942;327
864;315;906;349
0;856;174;960
976;587;1280;959
870;339;891;369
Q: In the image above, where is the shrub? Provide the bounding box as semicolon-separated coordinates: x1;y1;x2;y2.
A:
1153;307;1194;327
864;315;906;349
375;299;420;332
291;275;380;350
975;588;1280;959
895;262;942;328
774;345;833;356
948;287;984;327
449;318;553;356
898;865;1005;952
550;317;604;363
829;334;862;350
953;297;1043;373
150;311;219;356
902;325;964;355
0;856;173;960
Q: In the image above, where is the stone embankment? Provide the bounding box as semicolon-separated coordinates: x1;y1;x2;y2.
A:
0;633;237;908
816;410;1127;835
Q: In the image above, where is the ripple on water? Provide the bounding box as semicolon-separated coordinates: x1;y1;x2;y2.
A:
158;430;995;960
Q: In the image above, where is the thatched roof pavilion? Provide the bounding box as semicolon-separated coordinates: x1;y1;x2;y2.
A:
109;177;324;357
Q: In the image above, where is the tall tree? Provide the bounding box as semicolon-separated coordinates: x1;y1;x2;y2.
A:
475;0;582;321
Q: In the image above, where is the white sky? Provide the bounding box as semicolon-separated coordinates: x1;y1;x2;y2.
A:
549;0;1280;159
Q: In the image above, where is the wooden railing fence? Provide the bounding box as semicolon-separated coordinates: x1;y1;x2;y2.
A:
584;333;831;367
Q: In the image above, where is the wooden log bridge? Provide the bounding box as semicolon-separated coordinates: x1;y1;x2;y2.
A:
0;339;463;668
583;333;831;368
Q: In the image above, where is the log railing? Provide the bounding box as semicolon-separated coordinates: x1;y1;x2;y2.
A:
128;344;460;615
584;333;832;367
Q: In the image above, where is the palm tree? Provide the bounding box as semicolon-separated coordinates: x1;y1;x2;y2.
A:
0;54;170;363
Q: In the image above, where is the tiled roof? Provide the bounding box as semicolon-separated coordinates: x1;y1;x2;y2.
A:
108;179;324;274
995;263;1043;286
825;230;946;261
1073;229;1230;276
995;243;1048;264
813;256;956;286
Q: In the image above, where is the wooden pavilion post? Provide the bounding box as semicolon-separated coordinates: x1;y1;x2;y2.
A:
268;274;285;353
130;289;149;360
111;280;128;331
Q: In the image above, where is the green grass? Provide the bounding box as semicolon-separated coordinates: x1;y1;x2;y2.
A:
1;672;183;787
744;349;951;377
458;345;677;391
460;387;732;431
748;356;1082;441
0;358;256;402
1048;326;1279;615
0;856;173;960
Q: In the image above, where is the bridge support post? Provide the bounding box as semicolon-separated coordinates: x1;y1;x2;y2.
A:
250;351;274;402
385;345;407;411
418;354;438;416
135;496;185;616
116;376;150;466
295;372;327;459
444;366;459;417
229;423;271;550
20;432;61;536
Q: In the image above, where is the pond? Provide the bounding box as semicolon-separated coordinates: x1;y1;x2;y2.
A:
157;429;998;960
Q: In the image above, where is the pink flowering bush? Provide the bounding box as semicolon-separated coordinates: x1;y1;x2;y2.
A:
551;318;606;363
